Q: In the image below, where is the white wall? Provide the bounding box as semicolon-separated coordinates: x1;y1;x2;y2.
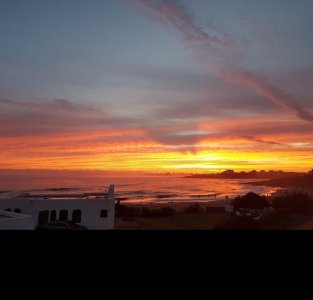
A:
0;198;115;230
0;185;116;230
0;212;35;230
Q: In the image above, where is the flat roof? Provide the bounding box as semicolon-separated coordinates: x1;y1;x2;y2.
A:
0;196;112;201
0;213;12;219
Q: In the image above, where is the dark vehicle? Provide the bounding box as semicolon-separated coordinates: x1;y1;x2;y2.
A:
36;220;88;230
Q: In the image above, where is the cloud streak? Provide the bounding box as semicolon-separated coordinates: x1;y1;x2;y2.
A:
130;0;231;51
129;0;313;124
224;67;313;123
0;98;138;137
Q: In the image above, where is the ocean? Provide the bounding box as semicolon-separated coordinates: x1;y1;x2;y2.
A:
0;170;278;203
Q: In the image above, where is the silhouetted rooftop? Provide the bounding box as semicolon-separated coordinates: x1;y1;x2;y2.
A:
233;192;272;210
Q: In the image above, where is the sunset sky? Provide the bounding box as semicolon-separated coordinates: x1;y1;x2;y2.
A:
1;0;313;172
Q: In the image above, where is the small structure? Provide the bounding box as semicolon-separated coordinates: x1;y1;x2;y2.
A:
232;192;273;218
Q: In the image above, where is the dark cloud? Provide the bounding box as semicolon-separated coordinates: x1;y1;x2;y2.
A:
225;67;313;123
0;98;101;113
131;0;231;51
0;98;136;137
154;93;277;120
240;136;288;147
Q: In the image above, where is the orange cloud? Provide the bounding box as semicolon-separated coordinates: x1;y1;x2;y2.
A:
1;120;312;172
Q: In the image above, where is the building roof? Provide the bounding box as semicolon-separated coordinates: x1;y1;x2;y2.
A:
0;213;12;220
0;211;16;220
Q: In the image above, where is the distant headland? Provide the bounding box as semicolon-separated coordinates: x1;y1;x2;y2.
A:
185;169;306;179
185;169;313;189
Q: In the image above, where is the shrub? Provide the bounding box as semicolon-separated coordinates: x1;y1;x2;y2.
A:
272;193;313;214
215;216;258;230
184;203;202;214
232;192;271;210
141;207;175;218
206;207;224;213
115;204;141;217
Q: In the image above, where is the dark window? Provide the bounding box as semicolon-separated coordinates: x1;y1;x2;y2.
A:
50;210;57;222
5;208;12;212
100;210;108;218
72;210;82;223
59;210;68;221
14;208;21;214
38;210;49;225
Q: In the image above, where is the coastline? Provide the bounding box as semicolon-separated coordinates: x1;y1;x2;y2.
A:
244;176;313;189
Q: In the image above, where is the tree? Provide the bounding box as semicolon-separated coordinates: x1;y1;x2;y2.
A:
232;192;271;210
272;193;313;214
184;203;202;214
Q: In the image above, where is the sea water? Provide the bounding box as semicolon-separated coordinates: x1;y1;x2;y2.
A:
0;170;278;203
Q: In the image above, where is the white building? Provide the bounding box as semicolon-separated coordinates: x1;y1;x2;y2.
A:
0;185;115;230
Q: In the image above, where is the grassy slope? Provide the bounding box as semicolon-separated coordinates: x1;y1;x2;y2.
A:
115;213;313;230
259;214;313;230
115;213;232;230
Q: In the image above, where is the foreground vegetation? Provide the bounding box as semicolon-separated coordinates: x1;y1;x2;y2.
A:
115;212;313;230
115;193;313;230
115;213;231;230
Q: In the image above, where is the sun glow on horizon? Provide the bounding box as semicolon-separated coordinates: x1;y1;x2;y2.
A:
1;130;312;173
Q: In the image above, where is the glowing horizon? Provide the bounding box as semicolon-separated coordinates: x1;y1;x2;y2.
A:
1;120;312;173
